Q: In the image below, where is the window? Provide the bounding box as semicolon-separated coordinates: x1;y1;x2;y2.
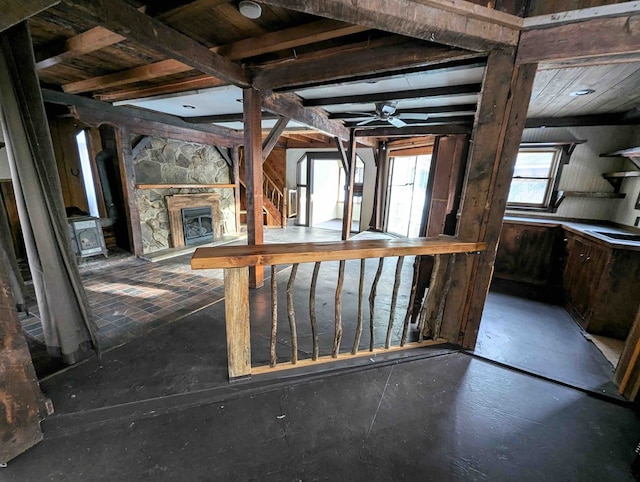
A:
507;148;561;210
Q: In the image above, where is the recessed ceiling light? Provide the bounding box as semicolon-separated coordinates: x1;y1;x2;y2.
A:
570;89;595;97
239;0;262;19
182;104;196;109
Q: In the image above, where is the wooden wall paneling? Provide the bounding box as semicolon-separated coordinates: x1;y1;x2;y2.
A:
49;118;88;213
243;88;264;288
263;148;287;191
114;126;143;257
439;50;537;348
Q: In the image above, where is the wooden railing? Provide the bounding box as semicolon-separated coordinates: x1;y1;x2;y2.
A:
262;171;287;227
191;238;485;379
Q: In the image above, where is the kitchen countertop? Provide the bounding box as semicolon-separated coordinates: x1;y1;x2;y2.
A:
503;216;640;251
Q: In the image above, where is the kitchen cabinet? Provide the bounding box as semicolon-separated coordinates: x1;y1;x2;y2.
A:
563;231;640;339
494;221;564;294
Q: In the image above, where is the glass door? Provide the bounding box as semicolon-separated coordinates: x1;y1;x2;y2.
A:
385;154;432;237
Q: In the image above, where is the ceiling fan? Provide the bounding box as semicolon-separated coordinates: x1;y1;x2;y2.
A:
353;102;430;128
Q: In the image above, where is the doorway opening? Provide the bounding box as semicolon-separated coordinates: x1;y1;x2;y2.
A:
384;153;432;237
295;152;364;233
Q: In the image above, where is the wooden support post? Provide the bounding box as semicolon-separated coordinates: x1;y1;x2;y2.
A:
243;87;264;288
0;253;49;463
224;267;251;378
231;146;241;235
115;126;143;257
370;141;388;231
439;50;537;348
341;129;357;240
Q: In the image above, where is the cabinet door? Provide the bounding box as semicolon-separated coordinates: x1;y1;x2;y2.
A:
563;235;591;323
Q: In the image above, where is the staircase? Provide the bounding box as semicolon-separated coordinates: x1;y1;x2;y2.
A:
238;156;287;228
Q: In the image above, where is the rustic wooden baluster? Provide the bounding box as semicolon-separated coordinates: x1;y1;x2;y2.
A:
333;260;345;357
385;256;404;349
309;261;321;360
351;258;366;354
368;257;385;351
270;265;278;367
401;256;422;346
286;263;299;364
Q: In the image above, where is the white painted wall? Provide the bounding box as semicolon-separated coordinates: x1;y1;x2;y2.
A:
311;159;340;224
508;126;638;223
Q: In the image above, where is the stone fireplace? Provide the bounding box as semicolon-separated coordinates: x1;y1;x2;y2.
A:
166;193;222;249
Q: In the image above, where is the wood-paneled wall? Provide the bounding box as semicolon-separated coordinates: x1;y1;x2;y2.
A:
49;117;88;213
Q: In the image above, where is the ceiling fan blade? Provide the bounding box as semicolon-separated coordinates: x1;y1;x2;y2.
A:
356;118;378;126
398;113;430;120
388;116;407;128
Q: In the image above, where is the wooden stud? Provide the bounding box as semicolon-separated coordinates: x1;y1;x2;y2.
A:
286;263;299;364
351;259;366;355
114;126;143;257
333;260;345;357
385;256;404;349
309;261;321;360
270;265;278;368
223;267;251;378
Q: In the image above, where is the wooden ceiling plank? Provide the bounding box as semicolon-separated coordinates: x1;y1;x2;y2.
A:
303;83;481;107
258;0;519;52
526;113;640;128
36;26;126;70
253;41;480;91
518;14;640;64
262;92;351;142
60;0;250;87
523;2;640;29
0;0;59;33
42;88;243;146
183;111;278;124
155;0;233;23
61;18;368;96
217;19;367;60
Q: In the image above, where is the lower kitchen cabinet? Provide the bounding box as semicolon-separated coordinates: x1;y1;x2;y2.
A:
563;232;640;339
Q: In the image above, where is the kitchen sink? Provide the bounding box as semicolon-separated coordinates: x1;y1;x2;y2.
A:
594;231;640;242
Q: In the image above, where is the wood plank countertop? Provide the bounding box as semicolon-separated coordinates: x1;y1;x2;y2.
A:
191;237;485;269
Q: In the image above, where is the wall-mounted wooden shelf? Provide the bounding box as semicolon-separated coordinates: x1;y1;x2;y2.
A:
553;190;626;209
600;147;640;169
136;183;236;189
602;171;640;192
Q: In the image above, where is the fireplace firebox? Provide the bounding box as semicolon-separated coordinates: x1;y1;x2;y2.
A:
182;206;214;245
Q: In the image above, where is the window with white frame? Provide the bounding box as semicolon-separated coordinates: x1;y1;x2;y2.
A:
507;147;561;209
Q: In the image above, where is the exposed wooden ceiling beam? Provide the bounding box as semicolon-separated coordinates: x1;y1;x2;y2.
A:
253;39;481;91
303;83;482;107
262;92;351;142
60;0;250;88
526;112;640;128
258;0;519;52
42;89;243;147
36;26;125;70
262;116;289;161
329;104;478;120
63;19;366;95
517;13;640;64
523;2;640;29
0;0;59;33
354;125;471;137
95;76;228;103
184;111;279;124
343;115;474;128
